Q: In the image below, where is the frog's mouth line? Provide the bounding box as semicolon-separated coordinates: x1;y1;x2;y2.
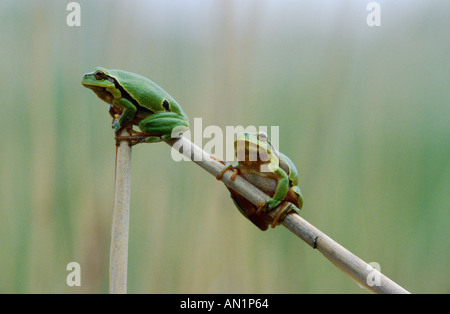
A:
86;85;114;104
85;80;155;117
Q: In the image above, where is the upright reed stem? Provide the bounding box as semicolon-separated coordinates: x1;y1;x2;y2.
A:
109;128;132;294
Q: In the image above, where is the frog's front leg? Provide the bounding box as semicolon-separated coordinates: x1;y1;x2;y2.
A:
138;112;189;143
112;98;137;132
211;156;240;181
216;163;240;181
256;168;289;214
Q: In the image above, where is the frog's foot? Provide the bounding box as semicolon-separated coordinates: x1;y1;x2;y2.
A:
210;155;227;166
115;135;148;146
256;198;280;215
210;156;239;180
230;169;239;181
216;164;239;181
116;129;173;144
256;201;268;215
270;202;292;228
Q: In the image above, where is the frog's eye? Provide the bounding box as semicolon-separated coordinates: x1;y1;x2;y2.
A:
257;132;268;142
94;70;106;80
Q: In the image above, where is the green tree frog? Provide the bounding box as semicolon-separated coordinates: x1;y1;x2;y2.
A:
81;67;189;143
217;132;303;230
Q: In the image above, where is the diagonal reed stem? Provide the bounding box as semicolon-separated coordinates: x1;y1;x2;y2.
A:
166;135;411;294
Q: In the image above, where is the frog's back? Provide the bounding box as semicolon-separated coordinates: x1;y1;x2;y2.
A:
278;152;298;186
109;69;186;117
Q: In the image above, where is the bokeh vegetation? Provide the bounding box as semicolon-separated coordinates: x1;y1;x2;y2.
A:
0;0;448;293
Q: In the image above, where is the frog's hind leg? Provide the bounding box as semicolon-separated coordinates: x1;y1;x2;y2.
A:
138;112;189;143
144;134;171;143
270;202;293;228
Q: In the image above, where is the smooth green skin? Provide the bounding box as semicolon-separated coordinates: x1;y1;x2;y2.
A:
229;133;303;223
278;151;303;209
81;67;189;142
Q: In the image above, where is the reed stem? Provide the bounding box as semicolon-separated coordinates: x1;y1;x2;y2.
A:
109;128;132;294
166;135;410;294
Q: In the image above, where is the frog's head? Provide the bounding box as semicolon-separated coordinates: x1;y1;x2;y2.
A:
81;67;118;104
234;132;277;164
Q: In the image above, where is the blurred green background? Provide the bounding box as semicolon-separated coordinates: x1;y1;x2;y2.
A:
0;0;448;293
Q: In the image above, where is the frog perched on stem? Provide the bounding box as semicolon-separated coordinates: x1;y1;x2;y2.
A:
217;132;303;230
82;67;189;144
